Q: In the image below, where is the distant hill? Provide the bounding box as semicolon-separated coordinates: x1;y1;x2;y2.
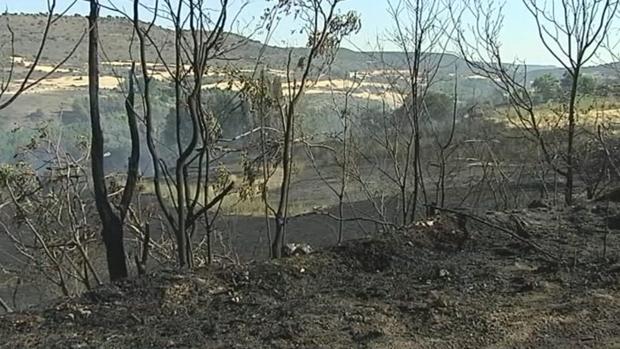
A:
526;63;620;82
0;13;560;79
7;13;619;99
0;13;465;74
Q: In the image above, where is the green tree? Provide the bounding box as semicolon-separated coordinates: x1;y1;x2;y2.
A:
422;92;454;124
532;73;561;103
160;89;251;151
207;89;251;138
394;91;455;126
561;72;598;97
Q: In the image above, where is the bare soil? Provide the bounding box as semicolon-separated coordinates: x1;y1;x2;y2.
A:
1;202;620;348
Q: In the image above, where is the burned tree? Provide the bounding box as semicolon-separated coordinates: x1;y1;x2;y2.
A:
453;0;618;205
245;0;360;258
129;0;239;268
87;0;140;281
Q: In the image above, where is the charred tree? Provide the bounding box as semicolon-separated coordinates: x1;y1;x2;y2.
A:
87;0;140;281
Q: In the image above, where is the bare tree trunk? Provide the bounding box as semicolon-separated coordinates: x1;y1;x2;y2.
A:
88;0;127;281
259;73;274;256
272;100;295;258
337;109;348;244
565;68;580;205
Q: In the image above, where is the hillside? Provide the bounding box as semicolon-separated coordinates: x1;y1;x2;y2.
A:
0;13;419;73
0;13;560;77
526;64;620;82
1;203;619;348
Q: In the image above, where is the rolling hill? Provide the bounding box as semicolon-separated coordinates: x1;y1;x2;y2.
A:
0;13;561;78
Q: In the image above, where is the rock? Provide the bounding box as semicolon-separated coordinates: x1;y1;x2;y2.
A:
282;243;313;257
512;262;538;272
439;269;450;278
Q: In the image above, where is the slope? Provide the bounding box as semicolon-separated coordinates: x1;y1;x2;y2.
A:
1;202;619;348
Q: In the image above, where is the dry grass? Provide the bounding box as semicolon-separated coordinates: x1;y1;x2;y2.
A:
135;168;322;217
13;62;403;105
491;100;620;130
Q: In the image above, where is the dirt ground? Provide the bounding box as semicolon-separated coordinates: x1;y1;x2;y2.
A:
1;201;620;348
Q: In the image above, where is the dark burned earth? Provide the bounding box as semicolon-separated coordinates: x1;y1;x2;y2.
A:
1;202;620;348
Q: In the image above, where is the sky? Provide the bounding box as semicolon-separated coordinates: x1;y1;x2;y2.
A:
0;0;601;66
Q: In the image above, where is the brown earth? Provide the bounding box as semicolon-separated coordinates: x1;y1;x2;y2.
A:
1;202;620;348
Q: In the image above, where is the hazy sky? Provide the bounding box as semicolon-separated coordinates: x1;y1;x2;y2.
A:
0;0;597;66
